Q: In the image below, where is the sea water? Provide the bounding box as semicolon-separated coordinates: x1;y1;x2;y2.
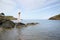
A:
0;20;60;40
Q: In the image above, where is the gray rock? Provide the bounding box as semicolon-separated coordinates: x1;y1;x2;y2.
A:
1;20;15;28
16;22;25;26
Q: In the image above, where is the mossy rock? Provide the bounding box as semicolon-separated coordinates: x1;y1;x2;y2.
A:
1;20;15;28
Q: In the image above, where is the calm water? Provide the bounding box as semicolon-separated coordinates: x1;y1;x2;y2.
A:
0;20;60;40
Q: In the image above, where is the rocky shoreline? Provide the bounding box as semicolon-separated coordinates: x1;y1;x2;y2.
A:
0;13;38;29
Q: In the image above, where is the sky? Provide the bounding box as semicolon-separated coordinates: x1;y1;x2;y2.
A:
0;0;60;19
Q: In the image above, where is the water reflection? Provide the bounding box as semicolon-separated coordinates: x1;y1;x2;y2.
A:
0;27;22;40
0;28;17;40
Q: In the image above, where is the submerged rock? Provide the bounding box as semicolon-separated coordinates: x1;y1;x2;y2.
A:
26;22;38;26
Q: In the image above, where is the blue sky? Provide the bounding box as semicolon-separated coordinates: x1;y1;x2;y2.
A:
0;0;60;19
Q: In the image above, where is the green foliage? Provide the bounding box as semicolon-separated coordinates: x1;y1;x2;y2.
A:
5;16;17;20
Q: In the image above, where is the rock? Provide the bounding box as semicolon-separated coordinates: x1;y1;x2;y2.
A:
0;28;3;32
1;20;15;28
16;22;25;27
26;22;38;26
0;13;15;28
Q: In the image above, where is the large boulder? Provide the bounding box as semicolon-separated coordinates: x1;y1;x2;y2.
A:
0;19;15;28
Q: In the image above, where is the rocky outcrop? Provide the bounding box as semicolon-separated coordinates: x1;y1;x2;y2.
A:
0;13;15;28
49;14;60;20
0;13;39;28
0;19;15;28
26;22;38;26
5;16;17;20
16;22;25;26
15;22;39;27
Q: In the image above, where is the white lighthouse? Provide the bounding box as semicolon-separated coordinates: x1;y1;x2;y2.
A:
18;12;21;22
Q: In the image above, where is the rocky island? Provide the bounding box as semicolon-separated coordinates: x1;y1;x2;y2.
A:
49;14;60;20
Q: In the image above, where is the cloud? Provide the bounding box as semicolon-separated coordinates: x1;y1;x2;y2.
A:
0;0;59;13
0;0;16;14
16;0;59;10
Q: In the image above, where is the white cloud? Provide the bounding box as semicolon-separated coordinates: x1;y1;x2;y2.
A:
0;0;16;14
0;0;59;13
16;0;58;10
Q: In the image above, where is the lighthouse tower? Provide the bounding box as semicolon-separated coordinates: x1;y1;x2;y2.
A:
18;12;21;22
